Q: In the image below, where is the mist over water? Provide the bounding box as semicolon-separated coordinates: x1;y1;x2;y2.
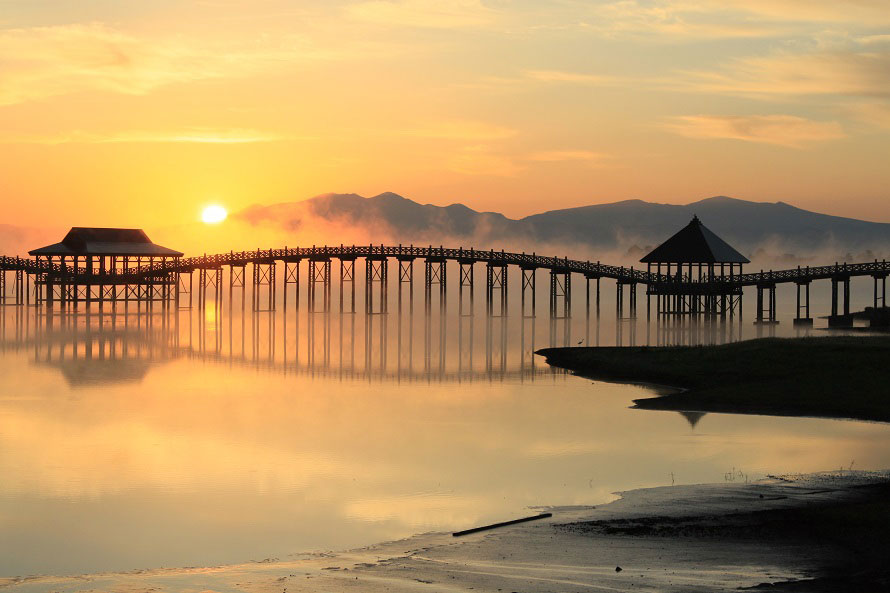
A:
1;266;889;578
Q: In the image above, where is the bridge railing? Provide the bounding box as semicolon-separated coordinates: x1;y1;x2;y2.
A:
4;249;889;288
127;245;662;284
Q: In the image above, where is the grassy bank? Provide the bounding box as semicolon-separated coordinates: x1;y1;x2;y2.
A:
537;336;890;422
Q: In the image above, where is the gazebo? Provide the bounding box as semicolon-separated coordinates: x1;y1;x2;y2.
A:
29;227;183;307
641;216;748;319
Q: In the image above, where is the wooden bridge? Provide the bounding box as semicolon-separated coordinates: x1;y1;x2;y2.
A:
1;244;888;326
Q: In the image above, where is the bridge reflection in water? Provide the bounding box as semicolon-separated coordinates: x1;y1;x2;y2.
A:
0;286;781;390
0;307;555;386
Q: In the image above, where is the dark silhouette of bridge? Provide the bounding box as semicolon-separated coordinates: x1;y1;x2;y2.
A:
3;245;887;326
2;218;888;326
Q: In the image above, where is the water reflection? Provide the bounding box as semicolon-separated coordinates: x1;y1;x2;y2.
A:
0;304;888;578
3;306;569;385
0;309;771;389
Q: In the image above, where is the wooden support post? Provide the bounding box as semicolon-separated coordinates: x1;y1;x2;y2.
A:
398;256;414;315
831;277;838;317
756;286;764;323
461;261;475;317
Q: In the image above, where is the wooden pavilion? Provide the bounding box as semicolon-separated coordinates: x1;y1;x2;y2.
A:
641;216;749;319
29;227;183;307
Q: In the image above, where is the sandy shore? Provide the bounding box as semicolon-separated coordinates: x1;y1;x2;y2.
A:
3;471;888;593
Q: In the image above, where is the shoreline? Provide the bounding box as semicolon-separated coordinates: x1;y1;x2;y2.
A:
3;471;889;593
537;335;890;423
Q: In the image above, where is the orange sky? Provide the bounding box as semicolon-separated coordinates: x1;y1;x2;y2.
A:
1;0;889;230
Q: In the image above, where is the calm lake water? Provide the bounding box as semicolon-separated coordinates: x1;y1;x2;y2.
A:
1;275;889;577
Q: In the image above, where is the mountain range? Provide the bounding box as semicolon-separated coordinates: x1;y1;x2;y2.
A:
238;192;890;262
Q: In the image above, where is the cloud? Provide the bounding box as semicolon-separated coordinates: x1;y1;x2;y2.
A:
0;128;290;145
859;34;890;46
345;0;494;28
0;23;329;106
580;1;786;39
676;47;890;99
664;114;845;147
713;0;890;25
579;0;890;40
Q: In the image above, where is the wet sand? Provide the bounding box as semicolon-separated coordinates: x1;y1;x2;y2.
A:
3;471;888;593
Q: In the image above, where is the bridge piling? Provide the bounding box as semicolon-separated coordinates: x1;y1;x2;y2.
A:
365;254;387;315
339;257;355;313
252;257;276;312
630;281;637;319
229;265;244;312
873;270;886;310
755;283;778;325
213;267;224;310
424;247;446;316
460;258;474;317
615;278;636;320
486;259;507;317
584;271;602;326
521;266;535;318
199;267;206;310
283;259;300;312
310;257;332;314
397;249;414;315
829;273;852;326
549;269;570;319
185;271;194;310
794;277;812;326
596;270;600;320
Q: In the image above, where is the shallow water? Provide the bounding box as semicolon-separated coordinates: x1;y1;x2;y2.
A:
1;277;888;577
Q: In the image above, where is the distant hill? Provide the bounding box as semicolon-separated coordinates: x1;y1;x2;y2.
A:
239;192;516;243
238;193;890;262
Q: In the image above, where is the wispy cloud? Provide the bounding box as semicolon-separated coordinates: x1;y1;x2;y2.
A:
677;48;890;99
664;114;845;147
578;0;890;40
579;1;785;39
713;0;890;25
345;0;494;28
0;23;332;106
1;128;289;145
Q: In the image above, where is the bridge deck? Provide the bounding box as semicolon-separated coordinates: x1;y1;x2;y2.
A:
2;246;888;287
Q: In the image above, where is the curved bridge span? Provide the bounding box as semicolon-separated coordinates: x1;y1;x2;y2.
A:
2;244;888;325
4;244;889;284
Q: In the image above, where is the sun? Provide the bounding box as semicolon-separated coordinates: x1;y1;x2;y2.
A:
201;204;228;224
